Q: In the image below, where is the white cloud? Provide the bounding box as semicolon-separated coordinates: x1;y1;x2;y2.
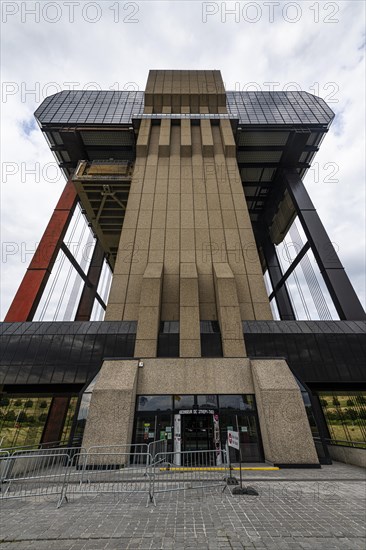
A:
1;0;365;318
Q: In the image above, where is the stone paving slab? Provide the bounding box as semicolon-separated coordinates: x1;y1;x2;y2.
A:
0;462;365;549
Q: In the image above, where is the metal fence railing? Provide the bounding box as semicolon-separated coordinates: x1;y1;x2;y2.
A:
150;450;229;502
4;447;85;480
63;451;154;506
0;445;230;508
0;438;82;455
147;439;167;464
0;452;70;508
87;444;149;465
314;436;366;450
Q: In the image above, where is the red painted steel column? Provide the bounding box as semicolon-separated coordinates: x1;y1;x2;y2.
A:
41;396;71;445
4;180;78;322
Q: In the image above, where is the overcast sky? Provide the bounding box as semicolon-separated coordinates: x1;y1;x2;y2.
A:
1;0;365;319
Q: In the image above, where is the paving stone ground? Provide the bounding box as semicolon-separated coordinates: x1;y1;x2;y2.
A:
0;462;365;549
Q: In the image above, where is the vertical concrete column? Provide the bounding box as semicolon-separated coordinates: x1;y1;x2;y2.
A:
192;125;216;321
125;125;159;320
144;70;156;111
213;263;246;357
162;125;181;320
222;128;273;321
200;119;214;156
159;117;171;157
136;119;151;157
219;119;236;158
180;263;201;357
81;360;139;455
153;70;164;112
197;112;223;323
180;70;190;112
251;359;319;465
134;262;163;357
181;119;192;156
212;125;248;317
189;71;199;112
105;121;152;321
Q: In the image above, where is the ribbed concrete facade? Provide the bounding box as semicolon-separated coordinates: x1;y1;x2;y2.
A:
84;70;319;466
106;70;272;358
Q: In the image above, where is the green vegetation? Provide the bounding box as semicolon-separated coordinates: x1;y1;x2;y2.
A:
319;393;366;448
0;395;78;449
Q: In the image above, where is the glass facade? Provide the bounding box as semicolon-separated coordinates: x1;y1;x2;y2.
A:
133;394;263;462
227;91;334;126
35;90;144;125
0;394;78;449
0;321;136;386
318;392;366;447
72;375;100;443
35;90;334;127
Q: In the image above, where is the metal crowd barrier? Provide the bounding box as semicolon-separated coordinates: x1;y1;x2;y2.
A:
87;444;149;465
63;451;154;506
0;445;230;508
0;439;81;454
150;449;229;502
0;452;70;508
147;439;167;464
2;447;85;481
0;451;10;483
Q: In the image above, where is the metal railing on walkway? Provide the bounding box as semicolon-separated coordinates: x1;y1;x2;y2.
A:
63;451;154;506
0;444;229;508
87;444;149;465
0;452;70;508
314;436;366;450
151;449;229;502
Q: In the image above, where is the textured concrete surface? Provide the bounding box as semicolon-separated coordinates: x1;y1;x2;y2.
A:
328;445;366;469
82;360;139;453
135;263;163;358
213;263;246;357
106;70;272;324
180;263;200;357
136;357;254;395
1;462;365;549
251;360;319;465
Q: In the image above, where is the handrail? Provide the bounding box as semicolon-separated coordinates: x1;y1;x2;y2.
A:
313;436;366;449
0;438;82;454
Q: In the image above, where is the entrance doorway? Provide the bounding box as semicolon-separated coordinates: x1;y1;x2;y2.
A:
181;414;213;452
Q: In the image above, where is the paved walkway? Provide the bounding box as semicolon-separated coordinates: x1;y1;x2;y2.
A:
0;462;365;549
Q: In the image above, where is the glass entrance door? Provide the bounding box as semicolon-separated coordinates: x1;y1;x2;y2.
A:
182;414;213;452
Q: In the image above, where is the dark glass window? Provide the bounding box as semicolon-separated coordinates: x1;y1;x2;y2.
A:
318;391;366;447
197;395;218;409
174;395;195;410
158;322;180;357
160;321;179;333
219;395;255;411
200;321;222;357
137;395;172;412
0;393;78;449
